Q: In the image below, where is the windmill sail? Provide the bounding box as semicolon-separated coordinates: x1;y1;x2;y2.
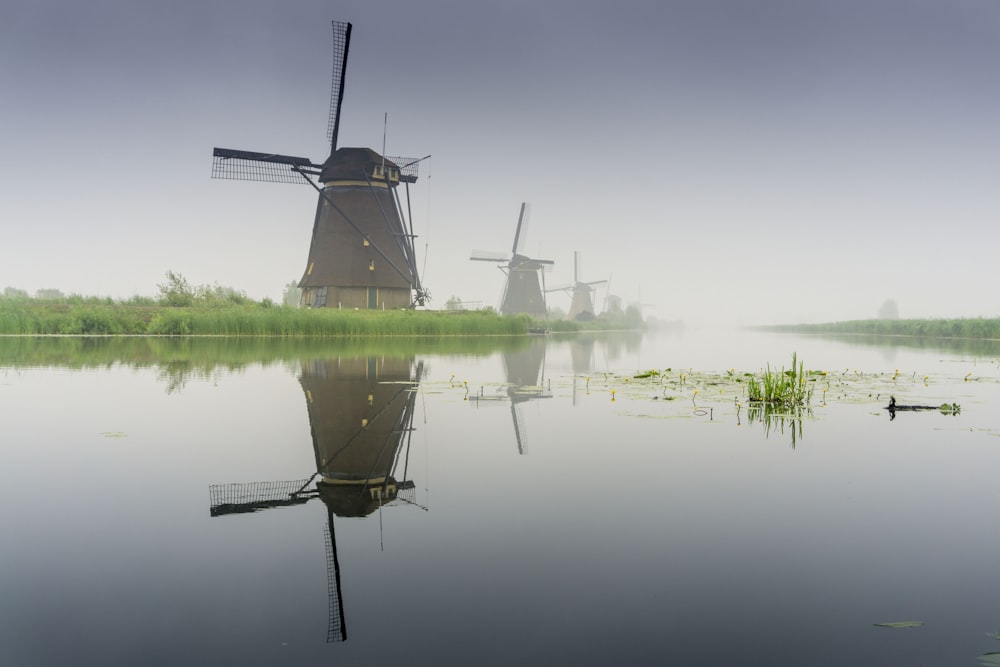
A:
326;21;352;154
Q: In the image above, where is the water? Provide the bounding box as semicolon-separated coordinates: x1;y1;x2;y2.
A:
3;329;1000;666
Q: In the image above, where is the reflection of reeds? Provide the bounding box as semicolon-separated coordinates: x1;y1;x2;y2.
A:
746;401;808;448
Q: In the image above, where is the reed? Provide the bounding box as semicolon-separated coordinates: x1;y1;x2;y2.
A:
0;301;536;337
745;352;813;407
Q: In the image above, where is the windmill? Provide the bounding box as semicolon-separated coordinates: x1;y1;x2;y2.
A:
547;251;607;321
209;356;426;642
470;203;554;317
600;273;625;317
211;21;430;309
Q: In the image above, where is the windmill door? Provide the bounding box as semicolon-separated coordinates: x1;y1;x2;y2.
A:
367;288;377;309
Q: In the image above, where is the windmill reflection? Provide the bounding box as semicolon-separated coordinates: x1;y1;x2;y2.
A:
568;337;596;406
470;338;551;454
209;355;424;643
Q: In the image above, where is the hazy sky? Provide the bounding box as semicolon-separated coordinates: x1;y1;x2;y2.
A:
3;0;999;325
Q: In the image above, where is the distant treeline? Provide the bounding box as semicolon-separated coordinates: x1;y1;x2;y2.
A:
761;318;1000;341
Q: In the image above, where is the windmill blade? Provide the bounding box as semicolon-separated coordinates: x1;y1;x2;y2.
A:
584;279;607;287
211;148;319;184
324;510;347;642
511;403;528;455
574;251;580;284
470;250;509;262
326;21;352;154
511;202;531;255
208;477;317;516
514;257;554;270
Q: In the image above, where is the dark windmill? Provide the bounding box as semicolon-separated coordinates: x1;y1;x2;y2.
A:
547;251;607;321
209;356;426;643
470;203;554;317
211;21;430;309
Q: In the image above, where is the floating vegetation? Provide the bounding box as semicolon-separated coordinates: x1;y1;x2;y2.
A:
873;621;924;628
979;652;1000;666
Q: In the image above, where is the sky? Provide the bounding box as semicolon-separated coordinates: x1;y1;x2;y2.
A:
2;0;999;326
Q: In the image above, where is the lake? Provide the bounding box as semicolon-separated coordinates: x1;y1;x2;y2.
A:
3;329;1000;666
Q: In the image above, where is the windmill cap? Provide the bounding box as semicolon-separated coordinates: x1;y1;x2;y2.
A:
320;147;401;184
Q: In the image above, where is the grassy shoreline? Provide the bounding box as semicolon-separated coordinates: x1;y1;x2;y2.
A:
757;317;1000;341
0;300;641;337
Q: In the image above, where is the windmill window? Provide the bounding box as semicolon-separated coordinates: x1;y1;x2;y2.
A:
363;238;369;247
369;260;375;271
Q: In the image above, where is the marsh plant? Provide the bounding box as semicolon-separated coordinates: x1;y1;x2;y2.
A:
745;353;813;407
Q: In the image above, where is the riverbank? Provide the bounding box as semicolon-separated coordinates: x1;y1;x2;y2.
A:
0;300;641;336
759;318;1000;341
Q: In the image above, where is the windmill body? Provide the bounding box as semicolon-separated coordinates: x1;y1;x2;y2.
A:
299;148;417;309
211;21;428;309
471;203;553;317
550;251;607;320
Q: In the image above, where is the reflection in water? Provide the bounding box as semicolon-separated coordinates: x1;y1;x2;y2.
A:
741;402;809;448
568;337;595;406
470;338;552;454
209;355;423;643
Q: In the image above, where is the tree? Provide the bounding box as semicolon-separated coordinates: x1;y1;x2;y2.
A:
878;298;900;320
35;288;65;300
282;280;302;307
444;295;463;311
2;287;29;300
157;271;195;307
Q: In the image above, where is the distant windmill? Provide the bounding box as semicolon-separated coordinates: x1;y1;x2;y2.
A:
470;203;554;317
547;251;607;320
211;21;430;309
601;274;623;317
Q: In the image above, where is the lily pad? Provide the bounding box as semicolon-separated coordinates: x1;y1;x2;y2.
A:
873;621;923;628
978;652;1000;666
100;431;128;438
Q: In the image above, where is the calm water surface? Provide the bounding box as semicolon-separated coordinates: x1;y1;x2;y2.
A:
3;329;1000;666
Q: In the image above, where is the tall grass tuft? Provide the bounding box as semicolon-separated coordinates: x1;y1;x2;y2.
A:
745;352;812;407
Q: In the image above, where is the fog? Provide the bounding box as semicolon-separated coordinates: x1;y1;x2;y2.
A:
2;0;998;326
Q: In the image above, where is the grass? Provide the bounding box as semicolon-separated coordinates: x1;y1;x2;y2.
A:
0;300;540;337
744;352;813;407
0;299;644;337
761;318;1000;340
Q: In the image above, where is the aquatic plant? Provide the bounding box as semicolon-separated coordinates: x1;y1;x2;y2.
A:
745;353;813;407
